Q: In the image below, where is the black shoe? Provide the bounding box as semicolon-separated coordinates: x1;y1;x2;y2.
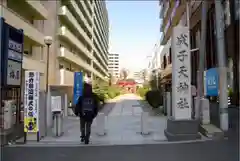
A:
84;138;89;144
80;136;85;142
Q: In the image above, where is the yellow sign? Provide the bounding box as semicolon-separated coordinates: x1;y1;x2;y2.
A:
24;117;38;132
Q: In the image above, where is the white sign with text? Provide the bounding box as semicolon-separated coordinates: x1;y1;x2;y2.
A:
7;60;21;85
24;71;40;132
171;26;192;120
51;96;62;112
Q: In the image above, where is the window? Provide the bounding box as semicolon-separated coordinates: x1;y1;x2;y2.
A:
30;17;34;25
24;44;33;56
59;64;64;69
169;47;172;64
163;55;167;69
40;47;44;61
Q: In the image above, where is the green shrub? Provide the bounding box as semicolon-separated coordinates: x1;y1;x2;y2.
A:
145;90;163;108
136;86;150;98
93;80;121;100
107;85;121;98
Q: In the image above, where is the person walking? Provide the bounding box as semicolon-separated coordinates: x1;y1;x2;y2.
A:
75;82;100;144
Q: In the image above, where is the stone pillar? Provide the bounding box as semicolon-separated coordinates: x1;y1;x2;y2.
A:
164;26;200;141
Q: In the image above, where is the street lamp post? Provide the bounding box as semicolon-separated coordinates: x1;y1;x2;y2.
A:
44;36;53;134
44;36;52;93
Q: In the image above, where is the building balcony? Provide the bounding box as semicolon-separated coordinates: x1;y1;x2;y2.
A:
59;69;74;86
159;0;167;19
22;55;45;73
59;47;105;80
92;56;108;76
24;1;48;19
92;68;104;80
94;49;108;70
67;0;92;31
171;0;186;28
76;0;92;25
58;47;92;72
58;5;92;47
58;26;92;60
93;41;108;68
160;0;174;32
161;0;186;45
86;0;92;12
161;64;172;78
7;0;48;20
93;33;108;63
0;6;45;46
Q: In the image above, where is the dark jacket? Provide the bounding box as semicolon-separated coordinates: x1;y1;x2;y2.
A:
75;83;99;119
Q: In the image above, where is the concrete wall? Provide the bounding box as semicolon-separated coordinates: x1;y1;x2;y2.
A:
42;1;60;86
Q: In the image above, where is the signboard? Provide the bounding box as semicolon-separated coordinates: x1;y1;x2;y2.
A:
51;96;62;112
24;71;40;133
7;60;21;85
1;20;23;86
73;72;83;105
206;68;219;96
171;26;191;120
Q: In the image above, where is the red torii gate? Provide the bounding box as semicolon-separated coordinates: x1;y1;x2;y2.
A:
116;79;136;93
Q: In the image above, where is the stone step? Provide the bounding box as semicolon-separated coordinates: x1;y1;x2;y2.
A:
199;124;224;139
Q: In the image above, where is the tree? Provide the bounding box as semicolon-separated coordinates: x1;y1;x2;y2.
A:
142;69;148;83
120;68;128;80
109;73;116;86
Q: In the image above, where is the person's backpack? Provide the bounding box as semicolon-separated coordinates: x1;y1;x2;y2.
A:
81;97;95;115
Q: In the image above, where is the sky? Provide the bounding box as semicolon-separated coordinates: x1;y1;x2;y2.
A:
106;1;161;72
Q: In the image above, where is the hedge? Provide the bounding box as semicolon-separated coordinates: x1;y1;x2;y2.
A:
93;80;121;101
145;90;163;108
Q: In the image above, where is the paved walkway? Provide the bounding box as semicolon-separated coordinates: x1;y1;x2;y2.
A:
41;94;167;145
5;94;238;161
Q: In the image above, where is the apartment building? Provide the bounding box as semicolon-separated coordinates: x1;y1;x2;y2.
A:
0;0;110;143
108;53;120;78
0;0;48;144
1;0;48;91
39;0;109;98
1;0;109;93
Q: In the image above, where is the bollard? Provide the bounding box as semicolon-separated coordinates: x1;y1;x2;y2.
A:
52;112;63;137
141;112;149;135
194;97;200;119
96;113;105;136
166;92;171;117
201;98;210;124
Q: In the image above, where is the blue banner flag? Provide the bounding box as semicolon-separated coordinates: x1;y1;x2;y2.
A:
73;72;83;105
206;68;219;96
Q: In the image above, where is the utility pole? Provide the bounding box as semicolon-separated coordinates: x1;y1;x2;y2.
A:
215;0;229;131
197;1;208;119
